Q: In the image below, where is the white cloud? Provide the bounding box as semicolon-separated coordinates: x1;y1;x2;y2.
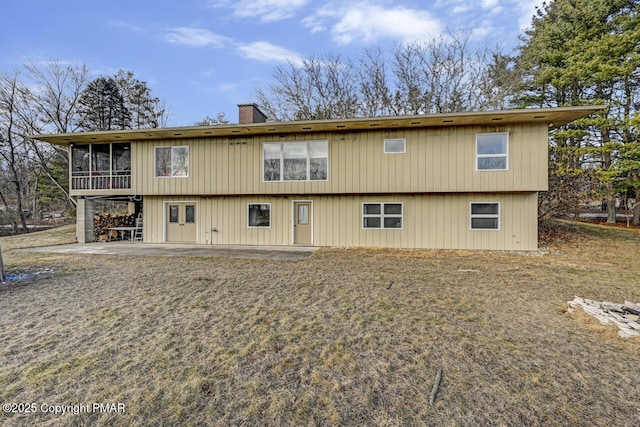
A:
513;0;546;31
481;0;500;9
165;27;301;66
304;2;443;45
236;41;304;66
471;25;493;39
300;15;325;33
428;0;545;46
434;0;469;13
451;5;471;14
165;27;231;47
210;0;309;22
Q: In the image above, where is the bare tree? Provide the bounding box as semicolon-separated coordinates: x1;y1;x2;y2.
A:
24;60;89;134
392;41;432;115
392;34;504;115
254;33;511;120
155;98;171;127
356;47;395;117
22;60;92;208
254;54;359;121
0;72;38;232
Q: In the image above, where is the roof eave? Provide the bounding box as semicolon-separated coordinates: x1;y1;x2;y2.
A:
30;105;606;145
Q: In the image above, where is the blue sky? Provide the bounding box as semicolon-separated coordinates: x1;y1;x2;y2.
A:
2;0;543;127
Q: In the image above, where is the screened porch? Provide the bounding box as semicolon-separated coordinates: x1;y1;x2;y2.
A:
71;142;131;190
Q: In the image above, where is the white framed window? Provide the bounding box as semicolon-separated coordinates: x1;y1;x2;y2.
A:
248;203;271;228
384;138;406;153
476;133;508;170
470;203;500;230
362;203;403;229
263;140;328;182
155;146;189;177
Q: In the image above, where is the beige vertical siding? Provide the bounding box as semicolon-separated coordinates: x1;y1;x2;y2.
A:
312;193;538;250
132;123;548;196
143;193;538;250
136;123;545;250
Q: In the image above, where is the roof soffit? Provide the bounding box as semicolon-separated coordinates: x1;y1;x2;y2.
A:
32;105;605;145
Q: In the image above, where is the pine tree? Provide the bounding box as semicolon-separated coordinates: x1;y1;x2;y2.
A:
77;77;130;131
114;69;165;129
517;0;640;220
194;112;228;126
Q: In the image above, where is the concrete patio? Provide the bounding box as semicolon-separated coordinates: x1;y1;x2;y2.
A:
18;241;319;261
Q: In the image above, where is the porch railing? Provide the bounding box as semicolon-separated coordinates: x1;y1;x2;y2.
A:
71;170;131;190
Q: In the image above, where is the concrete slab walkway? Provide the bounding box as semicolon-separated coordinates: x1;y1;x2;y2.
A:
19;242;319;261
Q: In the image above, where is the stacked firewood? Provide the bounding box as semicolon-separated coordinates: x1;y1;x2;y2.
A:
94;213;136;241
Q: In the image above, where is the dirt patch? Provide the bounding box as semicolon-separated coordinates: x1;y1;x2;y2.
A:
0;224;639;426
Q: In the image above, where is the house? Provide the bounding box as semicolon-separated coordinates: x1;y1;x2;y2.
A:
34;104;602;250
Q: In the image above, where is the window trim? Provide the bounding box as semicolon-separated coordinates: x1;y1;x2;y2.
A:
247;203;272;228
155;145;190;178
384;138;406;154
469;202;501;231
476;133;509;171
262;140;329;182
362;202;404;230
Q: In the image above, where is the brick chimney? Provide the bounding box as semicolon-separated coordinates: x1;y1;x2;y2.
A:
238;103;268;124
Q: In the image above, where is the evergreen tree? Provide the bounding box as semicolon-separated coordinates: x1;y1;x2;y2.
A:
516;0;640;220
114;69;165;129
33;154;72;216
77;71;167;131
194;112;228;126
77;77;130;131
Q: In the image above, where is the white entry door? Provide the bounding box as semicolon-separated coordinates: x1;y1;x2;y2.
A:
166;202;197;242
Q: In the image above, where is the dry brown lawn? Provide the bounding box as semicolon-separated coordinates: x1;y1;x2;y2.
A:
0;221;639;426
